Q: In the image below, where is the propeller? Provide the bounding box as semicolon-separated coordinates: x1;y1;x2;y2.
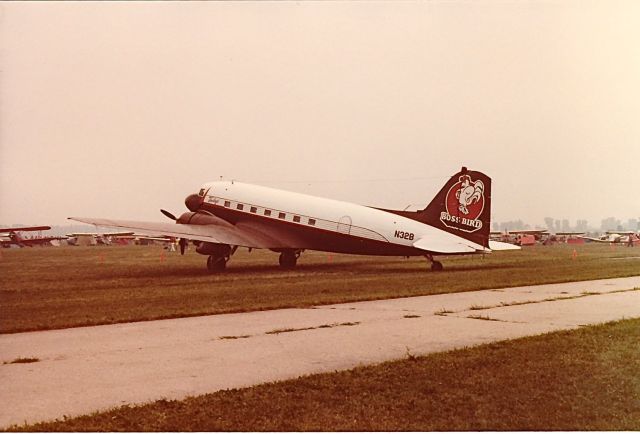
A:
161;210;189;255
161;209;177;221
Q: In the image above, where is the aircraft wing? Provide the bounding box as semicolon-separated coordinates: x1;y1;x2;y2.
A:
68;217;292;249
67;231;135;237
579;236;608;243
0;226;51;233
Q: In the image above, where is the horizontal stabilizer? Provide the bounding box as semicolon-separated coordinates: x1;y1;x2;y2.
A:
488;240;521;251
413;236;481;254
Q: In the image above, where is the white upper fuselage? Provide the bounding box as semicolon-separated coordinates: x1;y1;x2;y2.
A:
199;180;484;253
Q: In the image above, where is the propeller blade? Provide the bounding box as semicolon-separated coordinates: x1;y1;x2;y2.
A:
179;238;187;255
161;209;177;221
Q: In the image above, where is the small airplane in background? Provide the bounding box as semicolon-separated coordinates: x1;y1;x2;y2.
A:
0;226;67;248
581;231;640;245
118;234;177;247
490;229;549;246
66;231;135;246
70;167;520;273
549;231;587;245
491;230;591;246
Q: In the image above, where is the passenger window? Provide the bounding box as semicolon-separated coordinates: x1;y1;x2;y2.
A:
224;201;230;207
278;212;286;219
237;204;244;211
250;206;257;213
293;216;301;223
264;209;272;216
308;218;316;226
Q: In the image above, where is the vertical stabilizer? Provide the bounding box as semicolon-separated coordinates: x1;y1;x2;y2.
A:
419;167;492;247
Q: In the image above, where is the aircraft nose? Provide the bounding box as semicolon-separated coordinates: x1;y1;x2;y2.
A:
185;193;203;211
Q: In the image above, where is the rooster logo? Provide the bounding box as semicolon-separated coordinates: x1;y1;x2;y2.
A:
440;173;486;233
455;175;484;215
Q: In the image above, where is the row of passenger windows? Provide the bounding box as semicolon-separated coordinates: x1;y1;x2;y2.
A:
221;199;316;226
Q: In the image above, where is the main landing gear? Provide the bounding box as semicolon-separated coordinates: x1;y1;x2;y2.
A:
426;254;444;272
207;254;228;272
203;245;303;272
278;250;301;269
200;243;236;273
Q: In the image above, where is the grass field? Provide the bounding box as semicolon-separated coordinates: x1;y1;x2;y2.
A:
1;243;639;333
13;317;640;431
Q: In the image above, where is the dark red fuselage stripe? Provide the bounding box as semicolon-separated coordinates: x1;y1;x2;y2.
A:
200;201;450;257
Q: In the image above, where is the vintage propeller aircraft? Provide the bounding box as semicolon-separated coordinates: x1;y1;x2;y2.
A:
70;167;518;272
490;229;549;246
0;226;66;247
581;231;640;245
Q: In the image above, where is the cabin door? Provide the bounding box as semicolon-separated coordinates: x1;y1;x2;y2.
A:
337;216;352;235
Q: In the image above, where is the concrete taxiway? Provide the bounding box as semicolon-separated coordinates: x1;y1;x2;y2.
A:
1;275;640;427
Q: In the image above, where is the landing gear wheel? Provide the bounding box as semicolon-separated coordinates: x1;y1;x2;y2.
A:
431;261;443;272
279;251;298;269
207;255;227;272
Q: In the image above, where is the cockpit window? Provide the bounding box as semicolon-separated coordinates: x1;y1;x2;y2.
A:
198;188;206;197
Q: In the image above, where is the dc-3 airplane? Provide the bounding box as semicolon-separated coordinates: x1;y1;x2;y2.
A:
70;167;519;272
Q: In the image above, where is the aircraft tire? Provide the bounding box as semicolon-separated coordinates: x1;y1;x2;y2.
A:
279;251;297;269
431;261;443;272
207;255;227;273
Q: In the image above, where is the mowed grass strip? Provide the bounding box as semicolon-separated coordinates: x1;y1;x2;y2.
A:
14;318;640;431
1;243;639;333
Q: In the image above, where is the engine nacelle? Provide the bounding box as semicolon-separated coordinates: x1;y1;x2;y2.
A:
176;211;234;228
176;212;219;225
185;194;203;212
196;242;232;257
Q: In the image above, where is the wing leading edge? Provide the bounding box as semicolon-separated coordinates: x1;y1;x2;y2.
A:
68;217;279;249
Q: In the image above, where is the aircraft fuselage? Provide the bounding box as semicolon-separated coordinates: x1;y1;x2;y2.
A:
194;181;483;256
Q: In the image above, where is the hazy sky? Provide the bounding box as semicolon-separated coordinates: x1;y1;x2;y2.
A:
1;1;639;228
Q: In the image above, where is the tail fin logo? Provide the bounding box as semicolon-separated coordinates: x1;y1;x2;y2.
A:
440;174;485;233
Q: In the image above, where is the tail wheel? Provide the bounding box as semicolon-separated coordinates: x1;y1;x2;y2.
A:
207;255;227;272
279;251;298;269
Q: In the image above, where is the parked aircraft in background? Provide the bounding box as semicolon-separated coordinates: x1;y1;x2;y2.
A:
581;231;640;245
507;230;549;246
551;232;587;244
70;167;519;272
490;229;549;246
506;230;549;235
132;234;177;247
554;232;586;237
0;226;66;248
491;230;593;246
66;231;135;246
